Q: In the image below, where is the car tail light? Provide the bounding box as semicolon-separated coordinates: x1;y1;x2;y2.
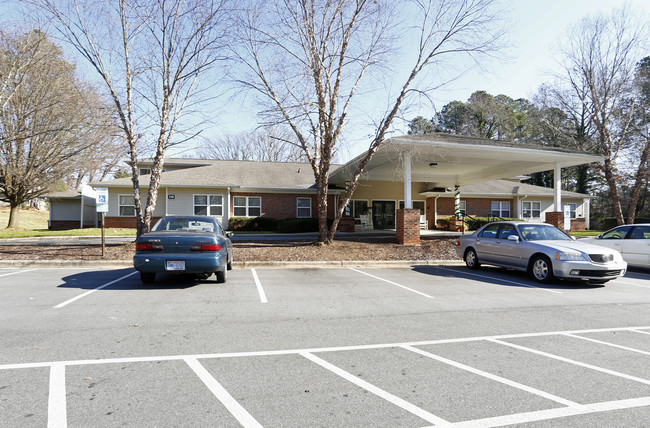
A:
457;239;461;246
191;243;221;252
135;242;163;251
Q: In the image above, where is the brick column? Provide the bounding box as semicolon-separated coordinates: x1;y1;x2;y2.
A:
396;208;420;245
545;212;563;229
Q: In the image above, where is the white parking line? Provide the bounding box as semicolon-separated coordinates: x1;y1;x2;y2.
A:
0;269;37;278
2;325;650;371
563;333;650;356
631;329;650;336
300;351;452;427
348;268;434;298
616;280;650;289
54;271;138;309
185;357;263;428
489;338;650;386
452;396;650;428
400;345;578;406
433;266;562;294
47;364;67;428
250;269;267;303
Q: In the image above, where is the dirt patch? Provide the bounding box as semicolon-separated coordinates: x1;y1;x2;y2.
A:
0;236;461;262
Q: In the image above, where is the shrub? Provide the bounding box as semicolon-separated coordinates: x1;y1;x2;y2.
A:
276;217;320;233
591;216;650;231
228;216;279;231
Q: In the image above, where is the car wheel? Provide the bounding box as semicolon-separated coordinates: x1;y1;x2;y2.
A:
464;248;480;269
216;268;227;283
140;272;155;284
529;255;555;283
227;252;233;271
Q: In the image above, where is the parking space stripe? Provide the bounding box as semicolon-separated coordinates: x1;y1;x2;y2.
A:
47;363;67;428
616;280;650;289
400;345;578;406
0;269;37;278
251;269;267;303
631;329;650;336
2;325;650;371
489;338;650;386
185;357;263;428
564;333;650;356
452;396;650;427
348;268;434;298
432;266;562;294
54;271;138;309
300;351;452;427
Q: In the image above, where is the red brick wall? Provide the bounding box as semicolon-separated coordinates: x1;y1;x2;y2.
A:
545;211;563;229
396;208;420;245
231;193;336;219
104;217;162;228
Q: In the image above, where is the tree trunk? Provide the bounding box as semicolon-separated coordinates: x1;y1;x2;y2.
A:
626;138;650;224
602;159;625;225
7;204;19;228
316;174;330;244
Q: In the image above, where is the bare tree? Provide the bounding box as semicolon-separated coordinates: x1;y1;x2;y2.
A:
28;0;230;236
0;30;110;228
199;126;306;162
235;0;505;243
557;7;646;225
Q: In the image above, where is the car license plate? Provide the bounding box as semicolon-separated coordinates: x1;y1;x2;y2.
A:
166;260;185;271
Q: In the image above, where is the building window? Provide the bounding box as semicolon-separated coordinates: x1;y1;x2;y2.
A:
491;201;510;218
345;200;369;218
119;194;135;216
297;197;312;218
398;200;425;215
459;200;466;217
567;203;577;218
139;168;151;176
233;196;261;217
522;201;541;219
194;195;223;216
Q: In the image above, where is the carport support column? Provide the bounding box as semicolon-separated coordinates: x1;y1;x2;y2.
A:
403;151;412;209
545;162;564;229
397;151;419;245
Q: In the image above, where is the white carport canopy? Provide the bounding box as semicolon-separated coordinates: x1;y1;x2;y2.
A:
330;133;604;212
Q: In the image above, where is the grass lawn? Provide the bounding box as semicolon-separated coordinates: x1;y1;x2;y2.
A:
0;207;136;238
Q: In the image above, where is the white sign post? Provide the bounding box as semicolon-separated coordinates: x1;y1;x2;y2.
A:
563;204;571;232
96;188;109;257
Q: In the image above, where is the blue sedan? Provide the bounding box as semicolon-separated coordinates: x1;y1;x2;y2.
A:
133;216;233;284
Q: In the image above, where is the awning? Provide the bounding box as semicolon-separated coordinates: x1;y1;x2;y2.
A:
330;134;604;187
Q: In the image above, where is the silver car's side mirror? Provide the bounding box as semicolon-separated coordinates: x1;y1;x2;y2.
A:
507;235;519;243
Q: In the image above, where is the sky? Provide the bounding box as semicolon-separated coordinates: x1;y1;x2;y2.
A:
2;0;649;162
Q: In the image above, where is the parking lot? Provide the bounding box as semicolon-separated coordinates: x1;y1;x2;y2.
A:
1;265;650;427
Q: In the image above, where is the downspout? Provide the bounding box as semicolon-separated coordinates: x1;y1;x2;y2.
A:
165;187;168;216
80;195;84;229
434;196;440;226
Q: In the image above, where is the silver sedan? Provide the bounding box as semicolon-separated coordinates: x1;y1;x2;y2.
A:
456;222;627;284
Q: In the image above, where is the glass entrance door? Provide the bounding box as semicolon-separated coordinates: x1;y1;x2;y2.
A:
372;201;396;229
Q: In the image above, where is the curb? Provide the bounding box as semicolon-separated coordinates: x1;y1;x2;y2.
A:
0;260;465;269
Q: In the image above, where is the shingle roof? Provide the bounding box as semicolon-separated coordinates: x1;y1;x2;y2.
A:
457;179;589;198
96;160;328;190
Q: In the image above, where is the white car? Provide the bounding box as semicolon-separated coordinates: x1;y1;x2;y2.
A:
580;224;650;268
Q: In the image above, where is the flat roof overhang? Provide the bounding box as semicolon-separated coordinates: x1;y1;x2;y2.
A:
330;134;604;187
